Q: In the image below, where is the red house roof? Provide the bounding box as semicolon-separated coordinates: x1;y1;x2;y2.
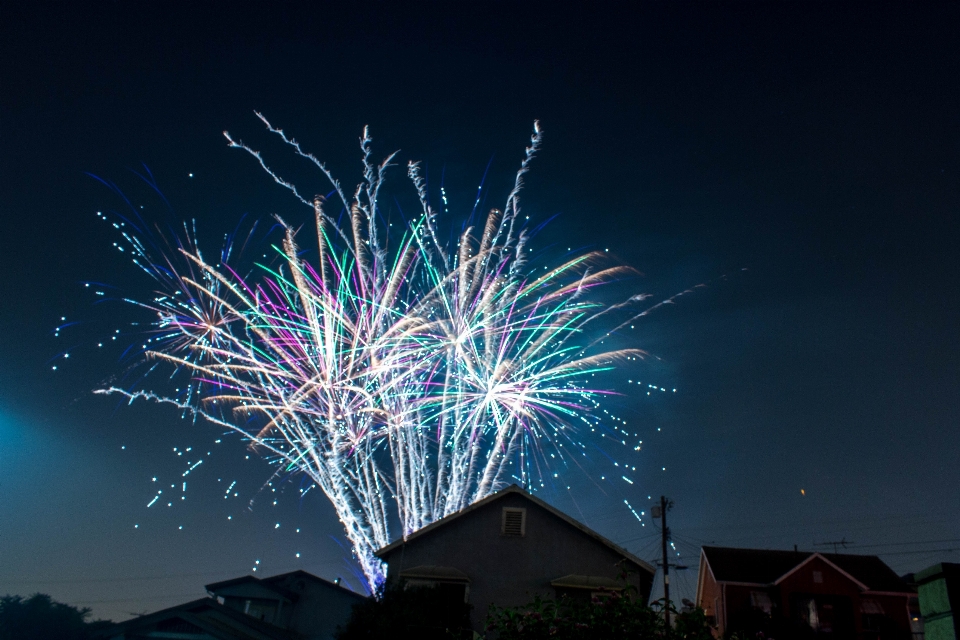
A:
701;546;913;594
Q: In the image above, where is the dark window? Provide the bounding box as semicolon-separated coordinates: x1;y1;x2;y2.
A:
750;590;773;614
241;599;277;623
502;508;526;536
792;594;854;636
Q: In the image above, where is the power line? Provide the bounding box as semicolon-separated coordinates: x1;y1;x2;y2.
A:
0;560;334;586
848;538;960;550
71;592;206;605
678;511;954;534
0;569;239;586
874;547;960;557
618;529;662;545
667;530;960;555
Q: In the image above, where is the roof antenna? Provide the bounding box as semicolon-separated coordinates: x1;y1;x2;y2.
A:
814;538;854;554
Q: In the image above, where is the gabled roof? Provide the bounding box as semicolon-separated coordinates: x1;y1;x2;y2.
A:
374;484;655;574
773;552;869;590
702;547;809;584
700;546;913;594
205;575;298;602
206;570;368;604
822;552;916;593
93;597;300;640
260;569;367;599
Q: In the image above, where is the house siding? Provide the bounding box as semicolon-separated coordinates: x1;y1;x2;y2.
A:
380;491;652;630
697;549;913;640
723;584;768;631
916;563;960;640
285;582;366;640
778;556;911;637
777;556;862;633
697;557;722;633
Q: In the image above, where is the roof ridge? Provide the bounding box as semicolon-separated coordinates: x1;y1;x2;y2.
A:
93;597;301;640
261;569;368;597
701;546;911;593
375;484;654;574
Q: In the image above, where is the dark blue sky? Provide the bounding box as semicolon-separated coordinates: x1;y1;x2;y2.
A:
1;1;958;621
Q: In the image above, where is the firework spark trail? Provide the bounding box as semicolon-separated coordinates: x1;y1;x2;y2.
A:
97;116;661;592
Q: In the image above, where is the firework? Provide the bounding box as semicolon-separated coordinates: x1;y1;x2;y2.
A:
97;116;657;591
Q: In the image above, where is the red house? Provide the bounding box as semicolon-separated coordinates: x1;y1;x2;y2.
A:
696;546;915;639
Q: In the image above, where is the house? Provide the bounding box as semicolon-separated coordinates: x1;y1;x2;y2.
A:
696;546;915;639
93;598;300;640
914;562;960;640
205;570;366;639
95;570;367;640
374;484;656;632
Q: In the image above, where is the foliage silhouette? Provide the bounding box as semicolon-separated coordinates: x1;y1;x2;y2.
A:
487;589;714;640
0;593;111;640
336;582;472;640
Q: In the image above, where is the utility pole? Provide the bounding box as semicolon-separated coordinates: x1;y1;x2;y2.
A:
653;495;672;629
661;495;671;630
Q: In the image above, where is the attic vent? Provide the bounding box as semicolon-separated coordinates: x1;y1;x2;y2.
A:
502;507;526;536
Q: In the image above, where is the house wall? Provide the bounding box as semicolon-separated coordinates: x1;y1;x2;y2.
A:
867;594;913;636
700;555;912;639
265;574;367;640
777;556;910;637
695;559;723;635
722;585;782;636
220;595;285;626
287;583;365;640
381;492;652;630
777;555;862;632
918;565;960;640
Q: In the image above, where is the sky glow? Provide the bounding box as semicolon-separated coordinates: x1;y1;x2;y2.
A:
95;116;668;590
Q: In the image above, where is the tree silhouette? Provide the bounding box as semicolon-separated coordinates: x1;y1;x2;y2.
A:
0;593;111;640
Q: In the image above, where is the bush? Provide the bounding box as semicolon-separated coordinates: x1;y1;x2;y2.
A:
487;590;714;640
336;582;472;640
0;593;111;640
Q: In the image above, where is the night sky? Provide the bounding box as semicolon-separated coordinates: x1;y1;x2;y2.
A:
2;1;958;622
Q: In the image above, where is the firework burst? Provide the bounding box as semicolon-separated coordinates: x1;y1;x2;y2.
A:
97;116;659;591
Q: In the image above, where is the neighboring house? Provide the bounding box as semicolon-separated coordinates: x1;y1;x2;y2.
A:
96;570;367;640
374;484;655;632
914;562;960;640
696;546;915;639
900;572;926;640
93;598;299;640
206;571;366;639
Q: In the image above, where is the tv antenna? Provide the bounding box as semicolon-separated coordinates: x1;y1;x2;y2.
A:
814;538;855;554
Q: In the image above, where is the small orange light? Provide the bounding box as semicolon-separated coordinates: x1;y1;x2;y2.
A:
800;489;806;496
